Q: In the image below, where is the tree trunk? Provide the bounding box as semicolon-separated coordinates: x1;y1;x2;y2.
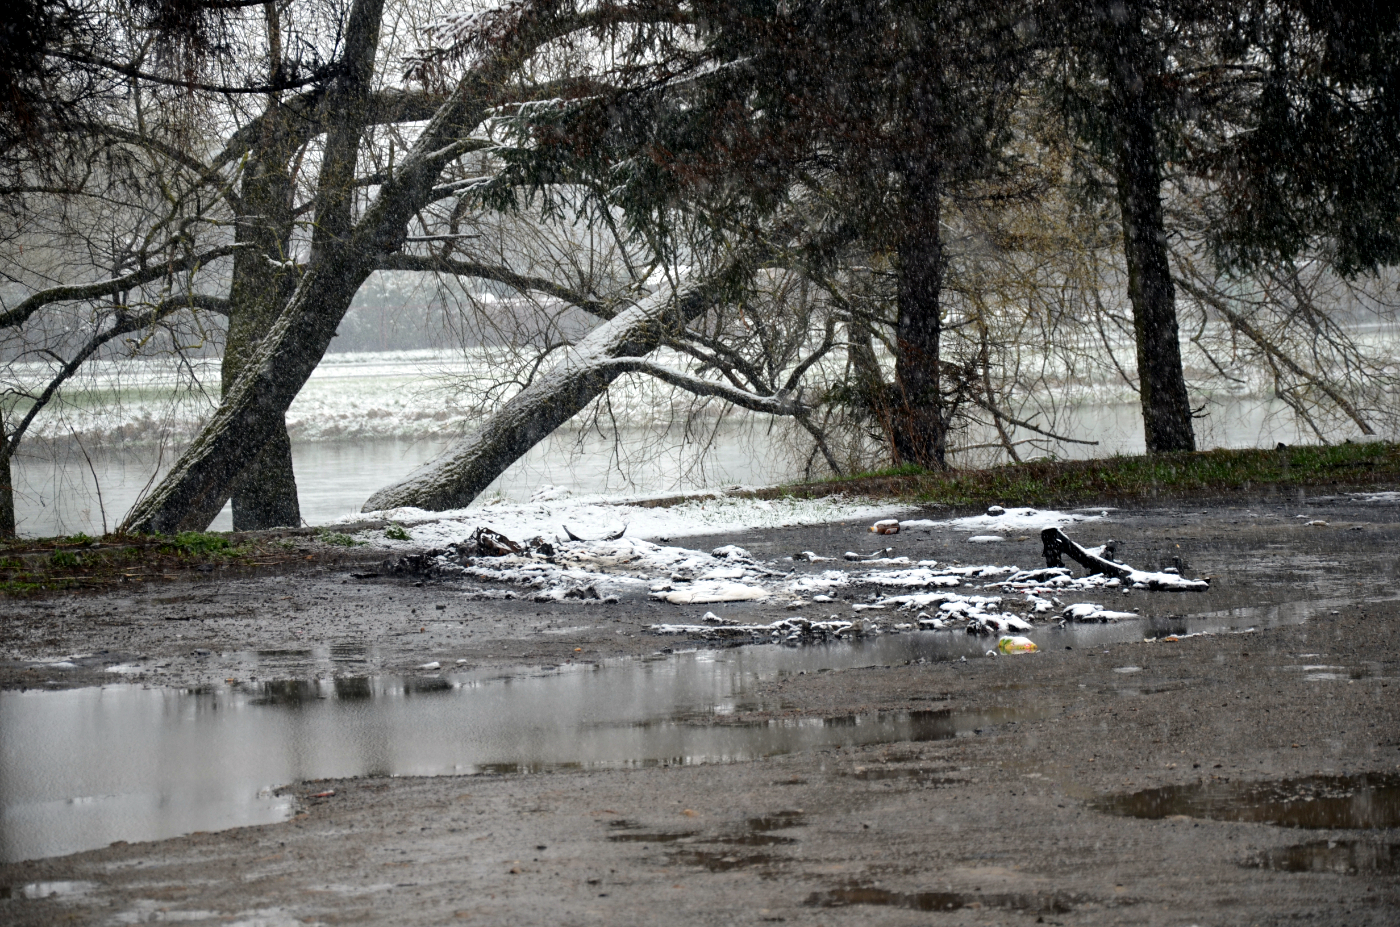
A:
362;266;747;513
121;1;584;534
122;0;390;534
0;441;14;539
223;100;302;530
886;33;949;470
1103;6;1196;453
892;189;946;468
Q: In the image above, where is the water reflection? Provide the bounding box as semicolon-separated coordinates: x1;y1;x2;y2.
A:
1251;839;1400;875
1095;773;1400;829
0;643;1051;864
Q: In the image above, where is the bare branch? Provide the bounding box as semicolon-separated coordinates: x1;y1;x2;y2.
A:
375;252;615;318
0;244;247;331
595;358;809;416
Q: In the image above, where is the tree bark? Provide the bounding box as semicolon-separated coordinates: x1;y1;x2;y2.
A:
891;56;948;469
223;96;302;530
1102;5;1196;453
362;263;750;513
892;187;946;468
121;3;605;534
0;442;14;539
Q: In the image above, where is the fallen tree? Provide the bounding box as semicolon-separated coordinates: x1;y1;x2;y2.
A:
362;251;774;513
120;1;651;534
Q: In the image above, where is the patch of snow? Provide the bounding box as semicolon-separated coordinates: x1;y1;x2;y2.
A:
862;568;963;588
900;507;1101;534
967;535;1004;543
1349;491;1400;504
1120;569;1210;591
788;570;852;593
650;616;859;641
358;492;911;546
698;566;747;580
653;580;769;604
1062;603;1139;622
529;485;572;503
881;591;999;610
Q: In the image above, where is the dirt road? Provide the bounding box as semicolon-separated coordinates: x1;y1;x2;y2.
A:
2;493;1397;925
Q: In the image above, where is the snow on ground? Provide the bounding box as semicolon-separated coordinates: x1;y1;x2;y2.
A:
357;493;1213;645
357;491;913;546
1350;491;1400;504
1062;603;1140;622
653;581;769;604
900;507;1102;534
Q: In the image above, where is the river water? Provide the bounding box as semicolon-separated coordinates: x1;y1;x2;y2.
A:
5;349;1342;538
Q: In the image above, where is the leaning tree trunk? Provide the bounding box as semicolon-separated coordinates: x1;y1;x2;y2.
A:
223;99;302;530
1104;5;1196;453
122;0;389;534
121;2;604;535
362;265;749;513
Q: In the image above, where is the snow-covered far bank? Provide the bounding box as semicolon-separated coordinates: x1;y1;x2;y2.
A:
352;490;916;546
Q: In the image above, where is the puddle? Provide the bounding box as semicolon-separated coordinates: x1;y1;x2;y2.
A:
0;643;1051;863
1250;839;1400;875
1096;773;1400;829
673;849;775;872
844;766;964;784
806;885;1073;914
607;831;698;843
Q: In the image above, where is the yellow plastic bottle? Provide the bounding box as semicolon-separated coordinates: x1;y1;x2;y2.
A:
996;635;1038;654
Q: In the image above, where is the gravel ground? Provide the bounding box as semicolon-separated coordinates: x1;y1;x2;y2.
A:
1;491;1397;925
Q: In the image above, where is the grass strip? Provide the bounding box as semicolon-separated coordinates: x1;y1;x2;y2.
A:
768;441;1400;507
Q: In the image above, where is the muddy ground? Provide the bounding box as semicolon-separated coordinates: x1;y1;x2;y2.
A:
1;491;1398;925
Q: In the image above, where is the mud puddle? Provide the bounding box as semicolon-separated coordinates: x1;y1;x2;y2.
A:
1251;839;1400;875
806;885;1075;915
1095;773;1400;829
1;640;1053;863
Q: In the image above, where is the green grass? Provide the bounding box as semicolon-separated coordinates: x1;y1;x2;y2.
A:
781;441;1400;507
315;530;364;547
159;531;233;557
49;550;83;568
0;526;330;597
384;523;412;541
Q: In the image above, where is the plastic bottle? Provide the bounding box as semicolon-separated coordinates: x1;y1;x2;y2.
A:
996;635;1038;654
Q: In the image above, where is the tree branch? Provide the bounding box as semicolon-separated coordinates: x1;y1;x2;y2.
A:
6;294;228;451
595;358;809;416
0;245;247;330
1176;277;1376;436
375;252;615;318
